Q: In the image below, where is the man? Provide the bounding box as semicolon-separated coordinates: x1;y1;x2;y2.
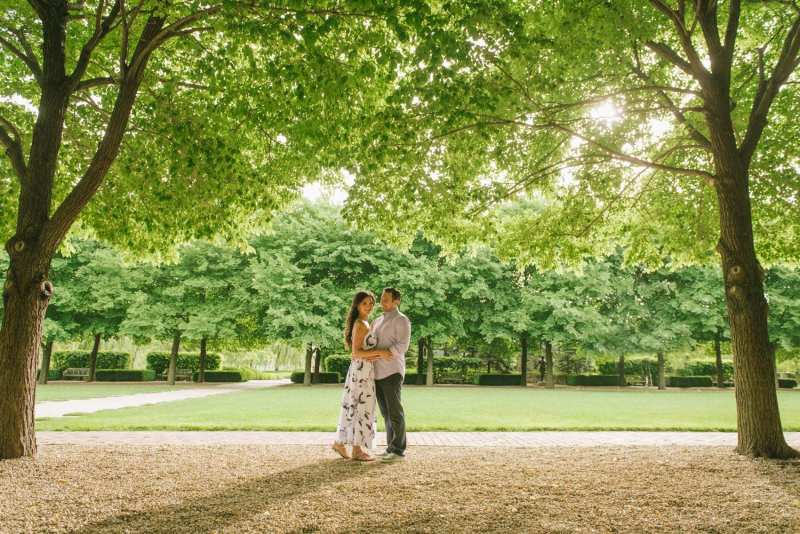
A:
364;287;411;462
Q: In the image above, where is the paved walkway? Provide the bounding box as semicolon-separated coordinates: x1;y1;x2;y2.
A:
37;431;800;448
35;379;290;418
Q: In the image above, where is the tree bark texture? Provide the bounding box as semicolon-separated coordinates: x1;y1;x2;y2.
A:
87;333;101;382
657;351;666;390
38;339;53;385
544;341;554;389
198;336;207;383
520;335;528;387
303;343;312;386
167;332;180;386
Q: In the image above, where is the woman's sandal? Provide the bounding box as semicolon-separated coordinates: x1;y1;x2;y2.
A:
331;442;350;459
351;451;376;462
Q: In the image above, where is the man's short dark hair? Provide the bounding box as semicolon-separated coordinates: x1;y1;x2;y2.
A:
383;287;401;301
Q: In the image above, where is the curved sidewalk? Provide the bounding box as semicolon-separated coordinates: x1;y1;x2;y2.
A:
37;431;800;448
35;379;290;418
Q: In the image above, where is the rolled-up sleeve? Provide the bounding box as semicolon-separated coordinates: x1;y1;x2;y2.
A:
389;317;411;360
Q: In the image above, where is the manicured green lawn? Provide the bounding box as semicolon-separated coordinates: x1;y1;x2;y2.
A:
36;384;800;431
36;383;214;403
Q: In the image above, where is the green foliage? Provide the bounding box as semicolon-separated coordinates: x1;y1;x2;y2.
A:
192;371;245;383
778;379;797;389
475;374;523;386
324;355;352;378
403;373;427;385
678;361;734;381
667;376;714;388
95;370;156;382
37;369;62;381
145;353;221;376
290;371;339;384
52;351;130;372
567;375;622;387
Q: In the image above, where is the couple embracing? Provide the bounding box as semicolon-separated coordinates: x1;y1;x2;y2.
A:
332;287;411;462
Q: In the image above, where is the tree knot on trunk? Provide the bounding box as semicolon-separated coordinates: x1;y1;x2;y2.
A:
38;280;54;300
727;265;746;284
727;285;745;302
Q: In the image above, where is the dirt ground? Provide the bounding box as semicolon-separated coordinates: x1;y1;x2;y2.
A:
1;444;798;533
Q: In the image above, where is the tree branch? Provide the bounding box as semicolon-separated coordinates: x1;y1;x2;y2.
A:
739;13;800;168
0;31;43;83
647;0;711;84
68;0;122;93
75;76;117;92
0;115;27;181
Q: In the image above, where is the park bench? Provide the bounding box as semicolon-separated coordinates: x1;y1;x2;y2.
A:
63;368;90;380
161;368;194;381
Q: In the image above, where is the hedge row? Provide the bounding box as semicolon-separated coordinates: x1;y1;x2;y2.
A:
679;360;734;380
667;376;714;387
567;375;621;386
779;378;798;389
193;371;245;383
475;374;523;386
145;352;221;376
52;351;130;371
325;355;351;378
290;371;340;384
95;369;156;382
37;369;62;381
404;373;427;385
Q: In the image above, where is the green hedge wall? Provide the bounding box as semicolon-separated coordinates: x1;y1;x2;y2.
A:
678;360;734;381
145;352;221;376
95;369;156;382
290;371;340;384
52;351;130;371
192;370;245;383
778;378;798;389
667;375;713;387
404;373;427;385
597;359;657;383
566;375;621;386
37;368;62;381
325;355;351;378
475;374;523;386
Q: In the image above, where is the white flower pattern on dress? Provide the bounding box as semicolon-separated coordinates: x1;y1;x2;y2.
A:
336;358;376;448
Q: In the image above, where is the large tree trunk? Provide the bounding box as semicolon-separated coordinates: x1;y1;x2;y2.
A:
657;351;666;390
417;337;425;385
167;332;180;385
617;354;625;387
198;336;207;383
544;341;554;389
714;332;724;388
87;333;101;382
38;339;54;385
520;335;528;387
426;338;434;386
303;343;312;386
312;347;321;384
715;178;796;458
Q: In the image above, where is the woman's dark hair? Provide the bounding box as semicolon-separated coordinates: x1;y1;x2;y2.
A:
344;290;375;349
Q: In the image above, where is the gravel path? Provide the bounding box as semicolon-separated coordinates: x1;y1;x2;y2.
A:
2;444;798;533
37;430;800;447
35;379;290;418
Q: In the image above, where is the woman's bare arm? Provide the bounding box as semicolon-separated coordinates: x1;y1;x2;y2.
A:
351;322;391;360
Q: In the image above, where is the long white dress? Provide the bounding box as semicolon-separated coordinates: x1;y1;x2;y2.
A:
335;321;377;448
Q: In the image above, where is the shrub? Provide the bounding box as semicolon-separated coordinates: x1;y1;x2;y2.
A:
679;360;734;381
193;370;245;382
566;375;622;386
95;369;156;382
475;374;523;386
52;351;130;371
325;355;352;378
146;352;221;376
289;371;340;384
667;376;713;387
37;368;62;381
778;378;798;389
404;373;427;385
597;358;658;384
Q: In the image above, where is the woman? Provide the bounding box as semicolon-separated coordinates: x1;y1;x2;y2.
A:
332;290;392;461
